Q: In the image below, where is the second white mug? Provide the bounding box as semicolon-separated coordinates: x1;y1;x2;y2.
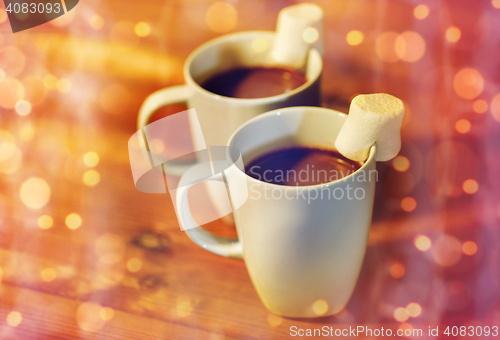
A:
176;107;377;318
137;31;323;175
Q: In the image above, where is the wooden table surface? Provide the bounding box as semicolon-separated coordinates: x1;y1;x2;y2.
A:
1;0;500;339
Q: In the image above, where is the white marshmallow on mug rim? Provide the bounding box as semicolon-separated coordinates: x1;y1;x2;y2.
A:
335;93;405;162
271;3;324;69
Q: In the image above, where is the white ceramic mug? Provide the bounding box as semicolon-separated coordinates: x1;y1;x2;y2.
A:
176;107;377;318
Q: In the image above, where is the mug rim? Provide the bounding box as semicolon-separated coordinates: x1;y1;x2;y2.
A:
183;31;323;104
227;106;377;189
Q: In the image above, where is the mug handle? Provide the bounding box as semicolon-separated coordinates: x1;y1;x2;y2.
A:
137;85;196;177
176;173;243;259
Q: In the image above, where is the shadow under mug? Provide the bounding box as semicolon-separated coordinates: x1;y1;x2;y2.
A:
176;106;377;318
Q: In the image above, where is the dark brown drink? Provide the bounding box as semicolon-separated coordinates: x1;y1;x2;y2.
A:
245;147;362;186
200;67;307;99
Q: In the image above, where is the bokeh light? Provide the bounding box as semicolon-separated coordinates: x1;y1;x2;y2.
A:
303;27;320;44
83;170;101;187
77;302;105;332
6;311;22;327
462;241;478;256
83;152;100;167
346;30;364;46
393;156;410;172
148;139;164;154
176;296;192;317
57;79;72;93
399;323;414;337
66;213;82;230
95;262;125;288
472;99;488;113
205;2;237;33
126;257;143;272
492;0;500;9
375;32;400;62
431;234;462;266
462;179;478;194
312;299;329;315
15;100;32;116
43;74;58;89
414;235;432;251
491;93;500;122
395;31;426;62
389;262;405;279
20;178;51;209
135;22;151;37
0;8;7;23
38;215;53;229
406;303;422;318
95;233;126;264
14;11;29;22
0;78;25;109
19;124;35;141
394;307;409;322
455;119;471;134
414;5;429;20
41;267;57;282
267;313;283;327
453;68;484;99
99;307;115;321
89;15;104;30
22;76;47;106
0;144;22;174
401;197;417;212
445;26;461;43
129;134;145;150
0;46;26;77
0;130;15;161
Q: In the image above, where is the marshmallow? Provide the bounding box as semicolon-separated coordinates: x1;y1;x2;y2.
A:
335;93;405;162
271;3;324;68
